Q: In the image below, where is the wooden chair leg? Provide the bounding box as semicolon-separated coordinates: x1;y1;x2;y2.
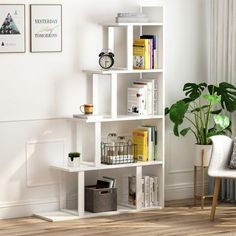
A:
210;178;221;221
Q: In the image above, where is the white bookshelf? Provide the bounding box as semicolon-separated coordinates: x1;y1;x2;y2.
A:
35;4;165;222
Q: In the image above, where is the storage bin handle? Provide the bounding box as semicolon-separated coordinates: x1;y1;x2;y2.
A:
100;190;110;195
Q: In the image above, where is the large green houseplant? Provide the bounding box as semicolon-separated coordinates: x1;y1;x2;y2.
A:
165;82;236;166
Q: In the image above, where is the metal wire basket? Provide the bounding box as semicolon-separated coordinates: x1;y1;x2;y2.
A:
101;140;137;165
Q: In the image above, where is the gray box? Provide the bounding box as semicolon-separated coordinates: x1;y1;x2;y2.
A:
85;186;117;213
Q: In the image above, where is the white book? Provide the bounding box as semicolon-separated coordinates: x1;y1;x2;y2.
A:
149;177;155;207
127;87;147;115
154;177;159;205
116;17;149;23
140;79;158;115
144;176;150;207
133;81;153;115
141;178;145;207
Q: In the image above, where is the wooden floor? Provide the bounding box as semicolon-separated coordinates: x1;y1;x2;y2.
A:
1;199;236;236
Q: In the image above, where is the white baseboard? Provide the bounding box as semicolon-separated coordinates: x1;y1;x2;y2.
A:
165;182;210;201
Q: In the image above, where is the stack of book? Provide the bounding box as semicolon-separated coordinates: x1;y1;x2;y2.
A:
132;126;158;162
127;79;158;116
128;175;159;207
115;13;149;23
133;35;158;70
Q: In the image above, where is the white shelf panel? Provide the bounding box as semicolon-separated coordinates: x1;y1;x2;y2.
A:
51;160;163;173
34;211;80;222
34;205;163;222
101;22;163;27
73;114;164;123
83;68;163;75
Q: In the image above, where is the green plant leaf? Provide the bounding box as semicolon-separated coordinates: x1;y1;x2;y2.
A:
191;105;209;113
183;83;207;100
169;101;189;125
180;127;191;136
208;82;236;112
202;94;221;104
210;109;222;114
165;107;170;115
173;124;179;136
214;114;230;130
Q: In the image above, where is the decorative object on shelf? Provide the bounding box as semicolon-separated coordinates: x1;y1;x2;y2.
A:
68;152;80;168
101;139;136;165
80;103;94;115
115;12;148;23
30;4;62;52
98;49;114;69
0;4;25;53
85;185;117;213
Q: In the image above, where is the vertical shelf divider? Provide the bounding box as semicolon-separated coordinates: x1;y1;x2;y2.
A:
94;122;101;166
92;74;99;115
108;26;114;51
111;73;117;118
77;171;85;217
126;25;133;70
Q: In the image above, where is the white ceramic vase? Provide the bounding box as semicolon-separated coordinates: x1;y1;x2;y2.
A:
68;157;80;168
194;144;213;167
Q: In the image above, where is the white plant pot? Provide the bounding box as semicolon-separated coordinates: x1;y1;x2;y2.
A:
194;144;213;167
68;157;80;168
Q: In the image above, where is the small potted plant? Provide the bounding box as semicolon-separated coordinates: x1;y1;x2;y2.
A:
68;152;81;167
165;82;236;166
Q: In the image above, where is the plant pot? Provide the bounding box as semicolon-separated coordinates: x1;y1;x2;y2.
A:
194;144;213;167
68;157;80;168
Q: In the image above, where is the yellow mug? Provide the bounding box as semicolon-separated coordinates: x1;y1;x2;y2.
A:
80;104;93;115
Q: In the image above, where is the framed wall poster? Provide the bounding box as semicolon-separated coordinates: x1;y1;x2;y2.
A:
30;4;62;52
0;4;25;53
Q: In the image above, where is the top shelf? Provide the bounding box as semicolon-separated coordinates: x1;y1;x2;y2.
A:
83;68;163;75
101;22;164;27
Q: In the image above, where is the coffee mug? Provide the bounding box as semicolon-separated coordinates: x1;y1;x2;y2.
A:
80;104;93;115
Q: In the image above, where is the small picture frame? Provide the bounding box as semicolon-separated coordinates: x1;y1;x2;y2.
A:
0;4;25;53
30;4;62;52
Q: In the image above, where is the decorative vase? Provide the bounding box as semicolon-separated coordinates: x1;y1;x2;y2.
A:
68;157;80;168
194;144;213;167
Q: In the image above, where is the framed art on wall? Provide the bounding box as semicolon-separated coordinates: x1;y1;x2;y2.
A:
0;4;25;53
30;4;62;52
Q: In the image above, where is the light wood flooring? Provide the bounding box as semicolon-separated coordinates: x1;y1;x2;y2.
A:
1;199;236;236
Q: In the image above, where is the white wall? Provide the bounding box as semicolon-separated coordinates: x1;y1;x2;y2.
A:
0;0;207;218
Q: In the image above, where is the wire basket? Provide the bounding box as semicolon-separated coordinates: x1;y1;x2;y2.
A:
101;140;137;165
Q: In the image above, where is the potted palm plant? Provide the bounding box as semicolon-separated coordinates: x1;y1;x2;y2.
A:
165;82;236;166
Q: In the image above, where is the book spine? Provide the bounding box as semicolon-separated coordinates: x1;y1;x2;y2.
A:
150;177;155;206
144;176;150;207
141;178;145;207
154;177;159;205
128;176;136;206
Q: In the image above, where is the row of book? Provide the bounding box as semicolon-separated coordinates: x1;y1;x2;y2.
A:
133;35;158;70
129;175;159;207
127;78;158;116
132;126;157;162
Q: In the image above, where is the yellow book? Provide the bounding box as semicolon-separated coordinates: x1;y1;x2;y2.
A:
133;39;150;70
132;129;148;161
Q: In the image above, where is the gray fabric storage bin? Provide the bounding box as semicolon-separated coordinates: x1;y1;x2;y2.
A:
85;186;117;213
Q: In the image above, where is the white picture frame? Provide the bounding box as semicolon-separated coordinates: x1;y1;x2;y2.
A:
0;4;25;53
30;4;62;52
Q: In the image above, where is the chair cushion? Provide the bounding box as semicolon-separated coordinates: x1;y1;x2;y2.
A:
229;137;236;168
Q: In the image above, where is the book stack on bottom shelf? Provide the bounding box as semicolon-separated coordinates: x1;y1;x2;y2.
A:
128;175;159;208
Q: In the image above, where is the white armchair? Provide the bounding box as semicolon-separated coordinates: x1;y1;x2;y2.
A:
208;135;234;220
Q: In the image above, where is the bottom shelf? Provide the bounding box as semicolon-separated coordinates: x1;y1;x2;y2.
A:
34;205;163;222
